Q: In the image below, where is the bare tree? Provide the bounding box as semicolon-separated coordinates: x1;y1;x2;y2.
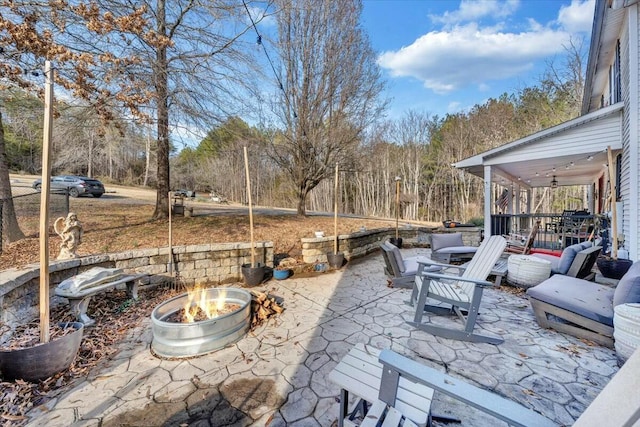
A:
268;0;386;215
0;1;157;243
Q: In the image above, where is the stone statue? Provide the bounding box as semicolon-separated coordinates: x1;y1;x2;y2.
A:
54;212;83;259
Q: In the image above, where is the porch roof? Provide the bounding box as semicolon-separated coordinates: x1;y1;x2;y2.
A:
453;103;623;189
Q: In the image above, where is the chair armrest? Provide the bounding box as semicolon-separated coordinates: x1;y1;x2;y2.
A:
421;272;493;287
378;350;558;427
415;256;465;272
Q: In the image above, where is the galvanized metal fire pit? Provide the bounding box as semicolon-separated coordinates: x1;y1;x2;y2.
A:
151;287;252;358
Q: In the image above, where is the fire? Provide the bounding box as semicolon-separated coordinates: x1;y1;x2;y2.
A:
183;286;227;323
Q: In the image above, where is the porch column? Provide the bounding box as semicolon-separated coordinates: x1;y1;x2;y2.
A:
526;189;532;214
484;165;492;236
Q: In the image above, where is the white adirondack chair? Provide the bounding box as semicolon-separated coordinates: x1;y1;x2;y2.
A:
408;235;507;344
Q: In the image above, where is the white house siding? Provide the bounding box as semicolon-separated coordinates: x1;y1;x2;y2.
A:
620;12;631;258
630;5;640;261
484;113;622;166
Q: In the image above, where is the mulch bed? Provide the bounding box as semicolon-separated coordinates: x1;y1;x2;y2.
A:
0;286;179;426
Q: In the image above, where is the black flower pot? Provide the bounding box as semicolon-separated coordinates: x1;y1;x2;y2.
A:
0;321;84;382
389;237;403;248
326;252;345;269
241;263;265;286
596;257;633;280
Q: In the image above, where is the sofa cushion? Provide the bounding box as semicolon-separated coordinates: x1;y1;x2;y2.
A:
613;261;640;307
433;246;478;255
555;244;583;275
403;258;441;277
431;233;464;252
580;241;594;251
527;275;615;326
388;242;406;273
531;253;561;272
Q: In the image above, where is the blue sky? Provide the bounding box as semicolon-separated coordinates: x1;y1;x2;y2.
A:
361;0;595;118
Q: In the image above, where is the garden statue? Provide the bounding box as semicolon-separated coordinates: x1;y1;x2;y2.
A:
54;212;83;259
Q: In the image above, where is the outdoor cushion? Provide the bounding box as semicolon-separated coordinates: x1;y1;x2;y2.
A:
527;275;615;327
530;253;561;272
552;243;584;275
430;233;464;252
434;246;479;255
613;261;640;307
389;243;406;273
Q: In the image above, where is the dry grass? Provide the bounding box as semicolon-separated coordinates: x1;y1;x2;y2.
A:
1;200;428;271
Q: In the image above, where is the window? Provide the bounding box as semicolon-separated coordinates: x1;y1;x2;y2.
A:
610;40;622;105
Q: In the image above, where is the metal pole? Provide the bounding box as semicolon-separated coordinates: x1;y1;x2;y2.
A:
334;163;339;254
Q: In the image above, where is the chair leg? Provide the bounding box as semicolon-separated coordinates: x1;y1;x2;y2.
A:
462;287;484;334
407;322;504;344
413;277;431;324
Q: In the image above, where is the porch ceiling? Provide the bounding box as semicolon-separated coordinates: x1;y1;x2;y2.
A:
454;103;623;189
489;150;610;188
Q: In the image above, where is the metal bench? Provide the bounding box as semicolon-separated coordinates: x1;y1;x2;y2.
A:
55;267;146;326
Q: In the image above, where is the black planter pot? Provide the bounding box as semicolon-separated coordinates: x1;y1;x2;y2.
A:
389;237;403;248
597;257;633;280
241;263;265;286
326;252;345;269
0;321;84;382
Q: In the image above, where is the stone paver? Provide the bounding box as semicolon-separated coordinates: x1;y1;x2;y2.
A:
26;249;618;426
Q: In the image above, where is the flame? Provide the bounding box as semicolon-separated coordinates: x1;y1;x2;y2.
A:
183;286;227;323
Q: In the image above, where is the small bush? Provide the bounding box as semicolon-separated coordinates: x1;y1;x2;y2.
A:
469;217;484;227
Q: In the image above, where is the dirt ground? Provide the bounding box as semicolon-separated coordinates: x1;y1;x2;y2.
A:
1;181;436;270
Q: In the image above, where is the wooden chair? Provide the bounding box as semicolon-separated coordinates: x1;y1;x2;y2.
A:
328;343;558;427
504;219;540;255
408;235;507;344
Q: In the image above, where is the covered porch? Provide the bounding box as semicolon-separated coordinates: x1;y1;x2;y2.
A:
454;103;624;253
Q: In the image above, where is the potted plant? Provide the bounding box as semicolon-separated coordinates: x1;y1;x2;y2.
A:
273;265;291;280
597;147;633;280
327;164;345;268
241;146;265;286
0;62;83;383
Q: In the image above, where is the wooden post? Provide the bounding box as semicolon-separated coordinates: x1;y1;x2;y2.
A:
334;163;339;254
39;60;54;344
243;147;256;267
607;146;618;259
395;176;401;239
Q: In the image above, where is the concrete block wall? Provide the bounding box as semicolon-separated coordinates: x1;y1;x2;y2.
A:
0;242;273;332
301;226;481;263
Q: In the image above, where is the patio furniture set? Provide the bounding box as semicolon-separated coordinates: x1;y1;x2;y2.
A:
344;231;640;426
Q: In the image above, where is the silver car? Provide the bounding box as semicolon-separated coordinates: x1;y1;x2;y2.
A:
32;175;105;198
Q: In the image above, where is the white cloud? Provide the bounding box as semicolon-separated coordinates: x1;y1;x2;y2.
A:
248;5;276;28
557;0;595;33
447;101;461;112
430;0;520;26
378;24;570;94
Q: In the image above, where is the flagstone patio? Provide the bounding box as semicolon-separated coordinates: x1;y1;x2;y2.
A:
26;248;618;426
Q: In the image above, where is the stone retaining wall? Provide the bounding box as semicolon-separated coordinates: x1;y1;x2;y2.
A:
301;226;481;263
0;242;272;330
1;226;481;331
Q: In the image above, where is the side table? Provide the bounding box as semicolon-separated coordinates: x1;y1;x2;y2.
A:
613;303;640;365
507;255;551;288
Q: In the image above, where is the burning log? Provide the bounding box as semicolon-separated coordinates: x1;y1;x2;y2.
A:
250;290;284;328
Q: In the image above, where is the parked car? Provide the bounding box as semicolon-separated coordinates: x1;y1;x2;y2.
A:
32;175;105;198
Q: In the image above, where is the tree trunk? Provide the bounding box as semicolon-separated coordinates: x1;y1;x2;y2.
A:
296;185;308;216
153;0;170;219
0;111;26;244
